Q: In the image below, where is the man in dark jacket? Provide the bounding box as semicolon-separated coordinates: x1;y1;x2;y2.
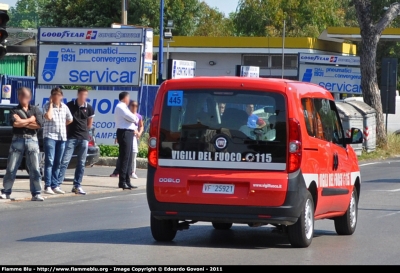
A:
0;87;44;201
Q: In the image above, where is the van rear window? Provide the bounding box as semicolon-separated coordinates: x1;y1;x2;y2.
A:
158;90;287;170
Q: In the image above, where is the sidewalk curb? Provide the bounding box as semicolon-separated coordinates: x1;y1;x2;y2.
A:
95;157;148;169
0;186;146;203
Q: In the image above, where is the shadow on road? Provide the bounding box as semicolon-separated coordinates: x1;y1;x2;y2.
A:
18;225;336;249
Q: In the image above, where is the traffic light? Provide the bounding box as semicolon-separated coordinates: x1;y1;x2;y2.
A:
0;10;9;59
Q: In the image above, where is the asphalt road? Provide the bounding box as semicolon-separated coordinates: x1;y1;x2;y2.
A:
1;161;400;265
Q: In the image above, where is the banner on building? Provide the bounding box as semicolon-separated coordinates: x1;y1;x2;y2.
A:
167;59;196;79
240;66;259;77
35;89;138;145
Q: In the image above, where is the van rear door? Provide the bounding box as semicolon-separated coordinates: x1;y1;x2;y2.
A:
154;89;289;206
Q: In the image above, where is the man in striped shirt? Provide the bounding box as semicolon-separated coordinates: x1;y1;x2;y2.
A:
43;87;73;195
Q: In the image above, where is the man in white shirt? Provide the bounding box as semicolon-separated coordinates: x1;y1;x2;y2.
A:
115;92;139;190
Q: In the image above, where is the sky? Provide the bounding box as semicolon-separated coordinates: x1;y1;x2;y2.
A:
1;0;239;15
203;0;239;15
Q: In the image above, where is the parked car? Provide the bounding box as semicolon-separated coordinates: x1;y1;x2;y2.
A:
0;103;100;174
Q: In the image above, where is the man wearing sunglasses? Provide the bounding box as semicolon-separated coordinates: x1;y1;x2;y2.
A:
57;87;95;195
0;87;44;201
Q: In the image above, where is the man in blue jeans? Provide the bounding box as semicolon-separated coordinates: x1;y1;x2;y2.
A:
43;87;73;195
0;87;44;201
57;87;95;195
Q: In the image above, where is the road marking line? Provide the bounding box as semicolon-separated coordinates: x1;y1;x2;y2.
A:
128;193;146;196
359;160;400;167
377;211;400;218
369;188;400;192
89;192;146;201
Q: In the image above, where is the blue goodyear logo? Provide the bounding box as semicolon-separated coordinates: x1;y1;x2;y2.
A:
302;69;313;82
42;51;59;82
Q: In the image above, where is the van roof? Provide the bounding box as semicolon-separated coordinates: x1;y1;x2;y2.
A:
161;77;332;98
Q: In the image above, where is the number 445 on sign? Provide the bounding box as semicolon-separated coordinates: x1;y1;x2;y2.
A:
168;91;183;106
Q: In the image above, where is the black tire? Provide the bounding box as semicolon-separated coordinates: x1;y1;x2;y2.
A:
212;222;233;230
288;192;314;248
150;214;177;242
334;187;358;235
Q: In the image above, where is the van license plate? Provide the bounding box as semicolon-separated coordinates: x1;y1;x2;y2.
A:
202;184;235;194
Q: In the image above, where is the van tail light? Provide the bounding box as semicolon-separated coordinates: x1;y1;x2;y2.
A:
88;135;95;147
148;114;159;167
288;118;302;173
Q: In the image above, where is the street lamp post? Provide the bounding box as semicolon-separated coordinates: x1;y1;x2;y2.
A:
165;20;174;60
158;0;164;85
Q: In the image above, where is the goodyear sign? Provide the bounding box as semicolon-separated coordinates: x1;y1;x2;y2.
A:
299;53;360;66
37;44;142;86
39;27;143;43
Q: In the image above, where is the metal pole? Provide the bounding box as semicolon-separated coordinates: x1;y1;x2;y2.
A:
167;41;169;60
158;0;164;85
386;61;390;134
121;0;127;24
282;19;285;79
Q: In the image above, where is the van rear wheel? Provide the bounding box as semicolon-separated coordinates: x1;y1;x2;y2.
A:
288;192;314;248
334;187;358;235
212;222;233;230
150;214;177;242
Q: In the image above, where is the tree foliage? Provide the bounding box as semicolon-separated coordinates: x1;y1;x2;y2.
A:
8;0;49;28
40;0;120;28
193;3;234;36
233;0;347;37
128;0;204;36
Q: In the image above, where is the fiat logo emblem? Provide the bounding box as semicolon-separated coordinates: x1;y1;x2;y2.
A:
215;137;227;150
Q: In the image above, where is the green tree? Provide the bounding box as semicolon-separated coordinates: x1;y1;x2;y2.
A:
129;0;205;36
233;0;347;37
8;0;49;28
40;0;204;35
193;3;234;36
40;0;120;27
351;0;400;146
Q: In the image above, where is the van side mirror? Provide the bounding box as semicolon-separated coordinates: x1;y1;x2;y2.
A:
350;128;363;144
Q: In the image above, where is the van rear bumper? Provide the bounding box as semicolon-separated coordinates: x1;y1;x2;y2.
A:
147;167;309;226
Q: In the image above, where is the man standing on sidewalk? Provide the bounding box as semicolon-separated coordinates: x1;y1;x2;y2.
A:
0;87;44;201
115;92;138;190
57;87;95;195
43;87;73;195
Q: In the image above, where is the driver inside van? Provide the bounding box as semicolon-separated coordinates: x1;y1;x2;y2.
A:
245;104;266;128
239;104;268;139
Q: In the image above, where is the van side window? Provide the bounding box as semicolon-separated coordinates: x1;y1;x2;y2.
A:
313;99;343;145
301;98;315;137
328;100;344;146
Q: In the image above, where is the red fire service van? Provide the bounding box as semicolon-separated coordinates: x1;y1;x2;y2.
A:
147;77;362;248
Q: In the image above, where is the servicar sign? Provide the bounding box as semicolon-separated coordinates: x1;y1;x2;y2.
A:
38;44;142;86
299;64;362;94
298;53;361;94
